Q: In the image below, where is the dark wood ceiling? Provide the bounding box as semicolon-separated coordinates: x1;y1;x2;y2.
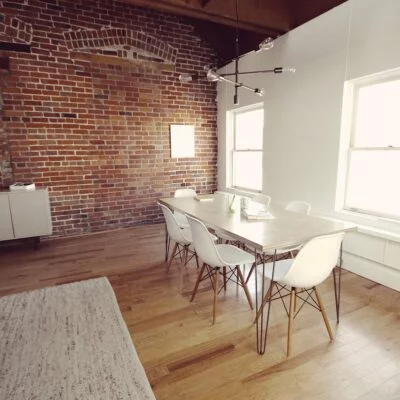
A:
119;0;347;63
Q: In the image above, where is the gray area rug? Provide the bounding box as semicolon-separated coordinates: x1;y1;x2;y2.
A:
0;277;156;400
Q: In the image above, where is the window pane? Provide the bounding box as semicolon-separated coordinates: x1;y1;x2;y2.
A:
235;108;263;150
354;79;400;147
345;150;400;218
232;151;262;191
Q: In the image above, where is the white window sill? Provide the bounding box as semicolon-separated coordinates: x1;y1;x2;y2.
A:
224;187;260;197
322;209;400;243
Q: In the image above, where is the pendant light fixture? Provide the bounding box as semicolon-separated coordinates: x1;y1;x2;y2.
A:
179;0;295;105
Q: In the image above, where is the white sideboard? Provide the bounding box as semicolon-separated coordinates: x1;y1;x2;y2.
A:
0;188;52;242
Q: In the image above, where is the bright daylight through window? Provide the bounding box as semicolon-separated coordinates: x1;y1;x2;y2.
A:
343;69;400;220
231;105;263;191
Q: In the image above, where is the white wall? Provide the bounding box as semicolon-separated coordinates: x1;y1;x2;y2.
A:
217;0;400;291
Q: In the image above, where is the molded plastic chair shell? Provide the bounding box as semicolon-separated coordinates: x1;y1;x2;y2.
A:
263;200;312;256
285;200;311;215
187;214;254;323
256;231;344;357
264;232;344;288
213;191;241;242
187;215;254;267
174;188;197;198
252;194;272;207
158;203;192;245
173;188;197;228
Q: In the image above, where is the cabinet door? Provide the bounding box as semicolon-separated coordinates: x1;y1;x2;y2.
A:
0;194;14;240
9;189;52;238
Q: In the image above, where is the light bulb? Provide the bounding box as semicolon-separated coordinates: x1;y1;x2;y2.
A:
259;37;274;51
206;69;222;82
179;73;193;83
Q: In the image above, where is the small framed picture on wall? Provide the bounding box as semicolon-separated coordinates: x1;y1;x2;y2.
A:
170;124;195;158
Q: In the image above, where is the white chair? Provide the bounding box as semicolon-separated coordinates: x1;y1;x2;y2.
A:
255;232;344;357
267;200;311;258
174;188;197;228
245;200;312;283
285;200;311;214
216;193;271;243
170;189;218;244
187;215;255;324
159;203;197;291
214;191;257;244
175;188;197;198
252;193;272;207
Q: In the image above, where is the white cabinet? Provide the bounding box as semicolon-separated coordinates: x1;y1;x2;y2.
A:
0;188;52;242
0;194;14;240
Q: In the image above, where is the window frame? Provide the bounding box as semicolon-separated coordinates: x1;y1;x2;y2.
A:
340;68;400;221
229;104;264;192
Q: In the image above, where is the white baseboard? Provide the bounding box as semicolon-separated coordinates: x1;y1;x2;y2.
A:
343;252;400;292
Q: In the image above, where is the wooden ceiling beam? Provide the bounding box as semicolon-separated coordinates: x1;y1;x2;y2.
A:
0;42;31;53
119;0;285;35
200;0;213;7
0;56;9;70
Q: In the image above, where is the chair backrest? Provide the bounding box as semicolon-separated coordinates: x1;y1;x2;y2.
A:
285;200;311;215
252;194;271;207
280;232;344;288
173;189;197;226
158;203;190;244
174;188;197;198
213;191;236;210
186;215;225;267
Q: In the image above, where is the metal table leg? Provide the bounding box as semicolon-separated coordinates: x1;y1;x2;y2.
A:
255;249;277;354
164;224;170;262
332;243;343;323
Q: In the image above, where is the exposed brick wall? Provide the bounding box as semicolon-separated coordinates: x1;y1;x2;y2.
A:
64;28;178;64
0;13;33;44
0;0;218;237
0;83;13;186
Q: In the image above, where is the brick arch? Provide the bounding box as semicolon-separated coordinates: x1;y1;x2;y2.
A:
63;28;177;65
0;14;33;44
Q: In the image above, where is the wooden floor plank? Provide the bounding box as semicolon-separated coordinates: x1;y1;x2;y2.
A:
1;223;399;400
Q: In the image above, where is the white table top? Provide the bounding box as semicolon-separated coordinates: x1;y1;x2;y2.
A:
159;196;357;252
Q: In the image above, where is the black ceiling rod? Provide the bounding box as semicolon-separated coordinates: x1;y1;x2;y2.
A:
234;0;240;105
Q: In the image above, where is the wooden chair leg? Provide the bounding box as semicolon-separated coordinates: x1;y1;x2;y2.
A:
165;232;170;262
245;262;256;283
179;264;184;293
254;283;274;323
183;246;189;266
287;287;296;357
223;266;227;291
314;286;334;341
212;267;219;324
236;265;239;287
236;266;253;309
191;263;206;302
167;242;178;272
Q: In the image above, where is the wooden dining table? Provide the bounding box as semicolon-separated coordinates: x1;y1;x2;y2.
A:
158;194;357;354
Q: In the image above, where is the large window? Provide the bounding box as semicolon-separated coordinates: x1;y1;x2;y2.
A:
231;105;264;191
342;69;400;220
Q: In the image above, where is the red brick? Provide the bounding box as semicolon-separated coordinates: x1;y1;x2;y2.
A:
0;0;217;237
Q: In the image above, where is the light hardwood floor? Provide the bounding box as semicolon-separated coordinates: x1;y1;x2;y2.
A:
1;224;399;400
